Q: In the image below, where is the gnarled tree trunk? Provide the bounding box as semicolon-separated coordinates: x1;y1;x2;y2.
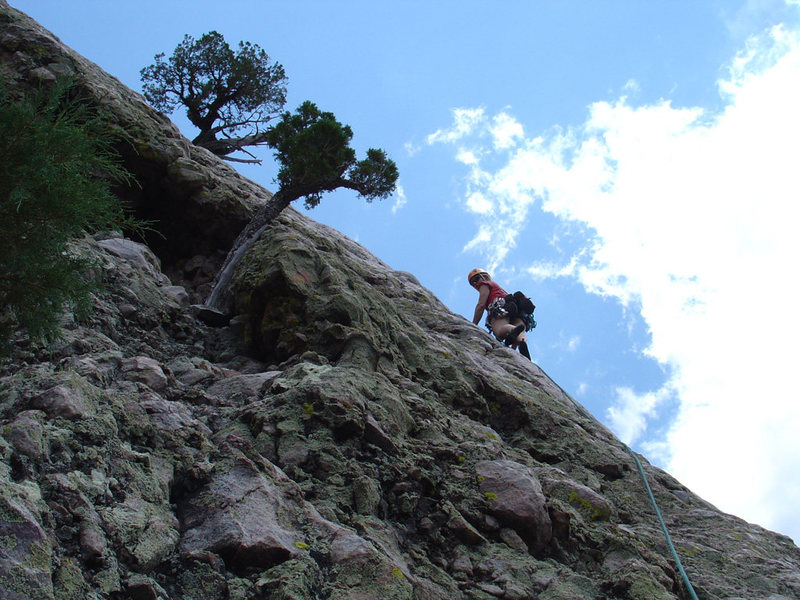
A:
205;189;293;311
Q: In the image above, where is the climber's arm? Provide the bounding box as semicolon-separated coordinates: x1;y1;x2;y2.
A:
472;285;490;325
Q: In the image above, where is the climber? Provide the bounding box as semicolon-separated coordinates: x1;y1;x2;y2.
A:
468;268;533;360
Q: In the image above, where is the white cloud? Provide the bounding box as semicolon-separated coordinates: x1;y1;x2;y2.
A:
404;141;422;157
391;184;407;214
430;15;800;543
724;0;800;41
426;107;487;145
490;111;524;149
456;148;480;166
621;78;641;95
606;386;667;445
551;332;583;355
465;191;492;215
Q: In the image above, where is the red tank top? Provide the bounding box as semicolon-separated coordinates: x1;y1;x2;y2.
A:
479;280;507;310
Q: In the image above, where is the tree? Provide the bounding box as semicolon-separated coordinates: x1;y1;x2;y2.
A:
0;79;136;351
140;31;287;163
205;101;399;311
266;101;399;209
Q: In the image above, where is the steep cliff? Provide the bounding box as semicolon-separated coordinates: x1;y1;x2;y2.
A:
2;3;799;600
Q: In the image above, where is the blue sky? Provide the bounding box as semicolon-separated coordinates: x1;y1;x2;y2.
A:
13;1;800;545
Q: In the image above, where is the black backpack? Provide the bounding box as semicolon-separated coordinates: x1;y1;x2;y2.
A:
504;291;536;329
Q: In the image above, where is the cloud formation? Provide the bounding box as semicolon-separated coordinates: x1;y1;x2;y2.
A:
391;184;407;214
429;22;800;542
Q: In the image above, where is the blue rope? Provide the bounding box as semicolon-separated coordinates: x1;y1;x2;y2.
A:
624;445;700;600
537;369;700;600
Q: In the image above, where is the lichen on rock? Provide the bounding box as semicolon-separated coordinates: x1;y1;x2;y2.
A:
1;2;800;599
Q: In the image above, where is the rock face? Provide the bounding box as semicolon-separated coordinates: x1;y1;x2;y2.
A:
2;3;800;599
0;1;269;303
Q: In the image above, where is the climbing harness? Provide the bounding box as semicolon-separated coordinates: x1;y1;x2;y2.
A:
537;369;700;600
485;297;509;328
485;292;537;334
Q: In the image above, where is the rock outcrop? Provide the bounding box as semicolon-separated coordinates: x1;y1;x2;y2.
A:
2;3;800;599
0;0;269;302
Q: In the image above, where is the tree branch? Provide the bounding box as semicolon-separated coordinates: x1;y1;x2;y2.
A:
221;155;262;164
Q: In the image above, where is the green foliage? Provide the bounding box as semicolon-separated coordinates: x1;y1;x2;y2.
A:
140;31;287;160
348;148;400;200
266;101;399;208
141;33;397;208
0;79;135;350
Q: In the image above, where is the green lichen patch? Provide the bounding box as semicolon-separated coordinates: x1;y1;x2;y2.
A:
567;491;611;522
52;558;91;600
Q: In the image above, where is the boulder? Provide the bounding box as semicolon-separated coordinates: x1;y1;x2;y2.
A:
541;477;613;522
7;411;47;460
30;384;93;419
138;395;212;435
476;460;552;554
0;482;54;600
122;357;169;392
97;238;171;286
178;461;298;572
205;371;280;405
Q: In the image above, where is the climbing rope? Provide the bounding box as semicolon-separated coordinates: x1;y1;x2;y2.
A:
625;445;700;600
537;368;700;600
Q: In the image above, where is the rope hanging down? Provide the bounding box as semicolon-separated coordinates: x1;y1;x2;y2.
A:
537;368;700;600
625;446;700;600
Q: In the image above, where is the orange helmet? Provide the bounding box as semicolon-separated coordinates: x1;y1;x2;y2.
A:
468;268;489;284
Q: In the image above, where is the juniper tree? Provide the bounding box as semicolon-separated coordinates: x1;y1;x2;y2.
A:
0;79;135;350
206;101;399;310
140;31;287;163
